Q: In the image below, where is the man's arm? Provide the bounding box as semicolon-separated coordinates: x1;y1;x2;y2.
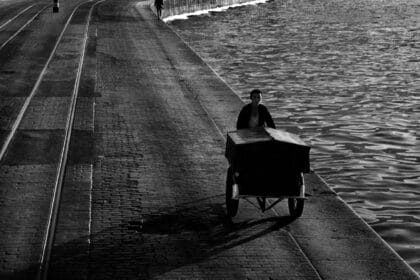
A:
262;105;276;129
236;106;248;130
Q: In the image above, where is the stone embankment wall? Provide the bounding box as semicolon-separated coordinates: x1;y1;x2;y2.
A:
149;0;253;18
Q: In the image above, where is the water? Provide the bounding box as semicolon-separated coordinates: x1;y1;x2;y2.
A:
168;0;420;273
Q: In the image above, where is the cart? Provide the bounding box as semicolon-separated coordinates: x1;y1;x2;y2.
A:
225;127;311;218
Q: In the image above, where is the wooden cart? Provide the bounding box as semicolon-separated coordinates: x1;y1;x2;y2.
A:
225;127;311;217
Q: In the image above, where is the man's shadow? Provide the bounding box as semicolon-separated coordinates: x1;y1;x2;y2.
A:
6;195;296;280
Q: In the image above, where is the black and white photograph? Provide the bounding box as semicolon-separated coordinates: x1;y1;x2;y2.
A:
0;0;419;278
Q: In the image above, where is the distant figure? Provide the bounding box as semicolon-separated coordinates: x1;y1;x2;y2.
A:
236;89;276;130
154;0;163;19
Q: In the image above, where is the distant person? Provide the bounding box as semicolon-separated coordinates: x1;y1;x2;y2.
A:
236;89;276;130
154;0;163;19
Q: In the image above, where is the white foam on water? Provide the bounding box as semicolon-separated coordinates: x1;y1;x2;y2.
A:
163;0;269;22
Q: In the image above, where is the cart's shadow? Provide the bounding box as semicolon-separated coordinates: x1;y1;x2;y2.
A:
5;195;296;279
130;203;296;253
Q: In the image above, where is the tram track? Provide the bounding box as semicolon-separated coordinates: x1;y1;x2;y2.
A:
0;0;41;27
37;1;105;278
0;4;36;30
0;0;104;277
0;1;90;162
0;3;50;51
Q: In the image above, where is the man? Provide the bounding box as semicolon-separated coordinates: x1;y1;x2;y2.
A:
236;89;276;130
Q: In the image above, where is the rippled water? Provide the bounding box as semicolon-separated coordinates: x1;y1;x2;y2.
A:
168;0;420;272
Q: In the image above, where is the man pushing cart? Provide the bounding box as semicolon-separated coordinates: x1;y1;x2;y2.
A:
225;89;311;217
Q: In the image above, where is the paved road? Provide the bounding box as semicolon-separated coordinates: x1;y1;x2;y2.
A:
86;1;316;278
82;1;419;279
1;0;419;279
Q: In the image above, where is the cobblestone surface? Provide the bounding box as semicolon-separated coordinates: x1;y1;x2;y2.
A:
88;1;319;279
0;2;101;278
49;164;92;280
0;165;56;278
1;0;419;279
85;2;420;280
20;97;71;130
0;97;26;129
72;97;95;131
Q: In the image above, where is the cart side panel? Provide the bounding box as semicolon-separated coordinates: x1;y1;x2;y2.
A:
296;146;311;173
238;171;301;197
266;128;311;173
236;141;302;196
225;129;271;166
225;135;236;165
225;129;310;197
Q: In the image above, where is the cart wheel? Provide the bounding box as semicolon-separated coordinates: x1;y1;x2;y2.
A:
226;167;239;217
288;198;304;217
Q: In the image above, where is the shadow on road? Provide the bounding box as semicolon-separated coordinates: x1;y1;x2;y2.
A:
4;195;296;279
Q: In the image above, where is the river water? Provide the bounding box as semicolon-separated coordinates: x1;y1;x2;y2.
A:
168;0;420;273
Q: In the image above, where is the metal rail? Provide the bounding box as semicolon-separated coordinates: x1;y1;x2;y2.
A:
36;1;106;278
0;4;50;51
0;3;79;163
0;4;35;30
0;0;104;277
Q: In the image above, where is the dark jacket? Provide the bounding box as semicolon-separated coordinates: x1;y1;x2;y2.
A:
154;0;163;9
236;103;276;130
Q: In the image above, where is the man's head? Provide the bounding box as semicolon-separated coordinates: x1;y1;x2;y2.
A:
250;89;262;107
